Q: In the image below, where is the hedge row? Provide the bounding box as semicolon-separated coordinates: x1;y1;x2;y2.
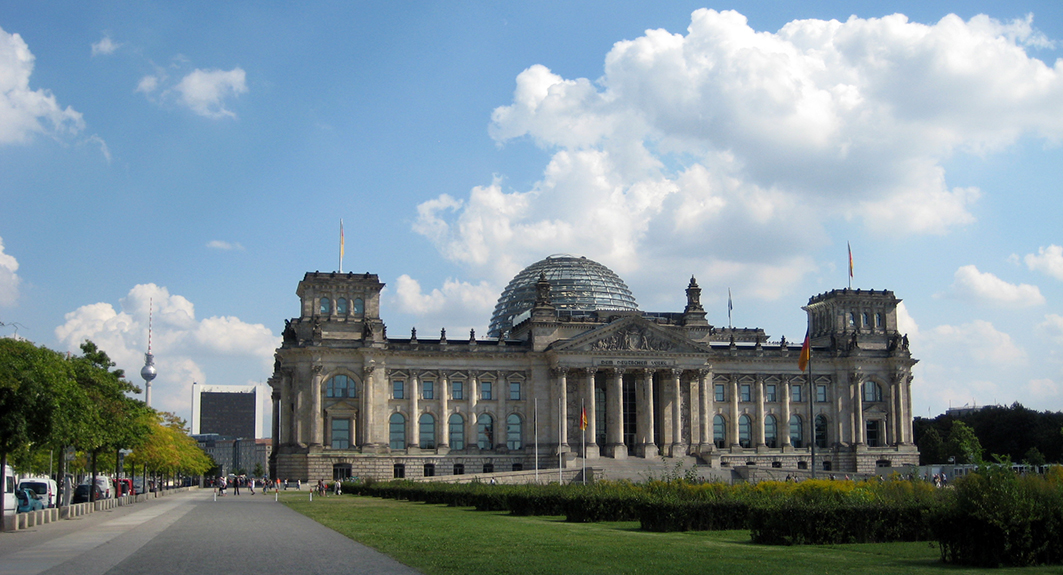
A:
748;502;934;544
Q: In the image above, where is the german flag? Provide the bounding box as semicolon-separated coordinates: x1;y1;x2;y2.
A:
579;406;588;430
798;331;811;372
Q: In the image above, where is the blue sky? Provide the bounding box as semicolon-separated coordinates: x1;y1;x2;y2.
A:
2;1;1062;428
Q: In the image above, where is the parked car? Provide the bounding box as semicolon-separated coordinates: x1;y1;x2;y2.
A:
19;478;58;508
79;476;113;499
2;464;16;517
71;484;104;504
115;478;135;497
16;488;45;513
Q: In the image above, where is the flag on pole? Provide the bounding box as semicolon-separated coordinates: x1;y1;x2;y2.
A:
579;405;587;430
798;330;811;371
728;288;733;328
848;241;853;279
339;219;345;272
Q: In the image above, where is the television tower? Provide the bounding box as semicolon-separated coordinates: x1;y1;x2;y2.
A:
140;298;158;407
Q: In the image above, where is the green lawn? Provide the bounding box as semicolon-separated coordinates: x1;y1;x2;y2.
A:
283;493;1055;575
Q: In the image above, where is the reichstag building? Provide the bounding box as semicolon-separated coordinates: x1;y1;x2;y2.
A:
269;255;919;481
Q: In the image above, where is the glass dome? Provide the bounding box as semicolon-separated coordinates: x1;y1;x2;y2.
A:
488;254;639;337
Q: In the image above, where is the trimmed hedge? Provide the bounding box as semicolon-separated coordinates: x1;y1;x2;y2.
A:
749;501;934;544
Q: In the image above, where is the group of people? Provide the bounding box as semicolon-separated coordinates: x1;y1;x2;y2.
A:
214;476;349;496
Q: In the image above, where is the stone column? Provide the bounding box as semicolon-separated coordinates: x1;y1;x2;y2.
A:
729;375;740;449
781;378;792;448
887;377;897;446
584;367;599;458
607;368;625;458
410;373;420;448
468;371;479;451
555;367;569;450
698;369;712;452
310;365;323;446
440;372;450;448
670;369;683;456
852;373;864;445
755;374;766;448
271;390;281;451
497;372;508;450
360;365;375;448
638;370;656;457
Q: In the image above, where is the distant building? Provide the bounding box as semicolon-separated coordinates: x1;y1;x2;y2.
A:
194;434;273;477
945;404;997;418
270;255;920;481
192;383;271;438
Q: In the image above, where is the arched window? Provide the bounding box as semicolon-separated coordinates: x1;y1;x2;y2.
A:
326;374;357;398
862;312;870;327
863;381;882;402
764;415;777;448
789;415;803;449
875;313;883;328
815;415;829;448
477;413;494;450
448;414;465;450
738;415;752;448
713;415;726;448
320;297;331;315
419;413;435;449
389;413;406;450
353;298;364;316
336;297;348;315
506;414;522;450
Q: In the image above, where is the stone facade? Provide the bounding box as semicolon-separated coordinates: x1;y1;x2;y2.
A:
270;267;918;482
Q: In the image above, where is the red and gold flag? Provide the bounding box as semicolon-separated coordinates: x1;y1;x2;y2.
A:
579;406;587;430
798;331;811;372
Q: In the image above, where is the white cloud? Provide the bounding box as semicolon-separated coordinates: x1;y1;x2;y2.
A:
895;302;919;340
1038;314;1063;344
174;68;247;119
84;134;111;162
207;240;244;251
1021;245;1063;281
0;25;84;144
54;283;280;414
91;35;120;56
1028;378;1061;398
0;236;21;307
136;75;159;94
416;10;1063;303
944;265;1044;307
924;319;1026;367
389;274;497;333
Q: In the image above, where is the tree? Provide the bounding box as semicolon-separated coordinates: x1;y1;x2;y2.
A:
946;421;983;464
918;426;946;464
1023;446;1046;467
0;339;70;525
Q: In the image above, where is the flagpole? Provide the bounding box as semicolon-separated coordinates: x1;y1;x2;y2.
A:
808;350;816;480
339;219;345;273
534;400;539;483
558;397;563;484
581;398;586;485
728;288;733;329
847;241;853;290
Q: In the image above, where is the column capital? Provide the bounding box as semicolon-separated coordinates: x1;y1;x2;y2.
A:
670;368;683;379
552;366;568;377
583;366;598;376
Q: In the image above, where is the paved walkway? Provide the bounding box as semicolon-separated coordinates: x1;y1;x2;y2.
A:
0;490;420;575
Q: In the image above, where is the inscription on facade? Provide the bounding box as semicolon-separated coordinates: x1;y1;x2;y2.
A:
594;358;675;367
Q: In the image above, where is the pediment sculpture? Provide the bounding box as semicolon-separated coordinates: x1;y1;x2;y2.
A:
589;324;676;352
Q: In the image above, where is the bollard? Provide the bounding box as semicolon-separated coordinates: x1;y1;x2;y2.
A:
275;491;278;502
214;491;217;502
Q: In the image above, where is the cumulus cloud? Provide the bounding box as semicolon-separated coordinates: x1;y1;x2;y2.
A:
136;75;159;94
174;68;247;119
0;236;21;307
91;35;120;56
1020;245;1063;281
54;283;279;414
944;265;1044;307
1038;314;1063;344
414;9;1063;312
924;319;1026;367
0;25;84;144
207;240;244;251
389;275;497;333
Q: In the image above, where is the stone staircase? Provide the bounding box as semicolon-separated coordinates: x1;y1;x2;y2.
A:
576;456;737;484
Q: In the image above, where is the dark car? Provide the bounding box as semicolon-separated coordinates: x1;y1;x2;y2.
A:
16;488;45;513
71;484;104;504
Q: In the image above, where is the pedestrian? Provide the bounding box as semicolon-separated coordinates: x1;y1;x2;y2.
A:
334;480;341;496
248;477;255;495
233;477;240;496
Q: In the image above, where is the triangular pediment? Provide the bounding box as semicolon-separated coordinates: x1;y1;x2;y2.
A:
550;315;711;354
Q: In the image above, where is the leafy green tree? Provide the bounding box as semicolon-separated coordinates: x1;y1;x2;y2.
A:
0;339;70;520
918;426;946;464
946;421;983;464
1023;446;1046;467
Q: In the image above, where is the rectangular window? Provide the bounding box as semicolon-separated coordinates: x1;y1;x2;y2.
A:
791;384;802;402
766;384;777;402
393;464;405;479
453;463;465;475
480;381;492;400
422;380;434;400
330;418;350;449
392;380;404;400
714;384;725;402
817;384;828;403
451;381;463;400
740;384;751;402
509;380;521;400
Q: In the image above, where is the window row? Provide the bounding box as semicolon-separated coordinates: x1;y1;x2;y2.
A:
848;311;885;330
388;412;524;451
392;379;521;401
711;414;830;450
319;297;365;316
711;382;884;403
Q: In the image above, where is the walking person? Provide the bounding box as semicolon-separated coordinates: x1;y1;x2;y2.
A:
248;476;255;495
233;477;240;496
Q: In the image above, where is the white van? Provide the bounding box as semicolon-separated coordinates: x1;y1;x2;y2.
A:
80;476;114;499
2;465;16;517
19;478;58;508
